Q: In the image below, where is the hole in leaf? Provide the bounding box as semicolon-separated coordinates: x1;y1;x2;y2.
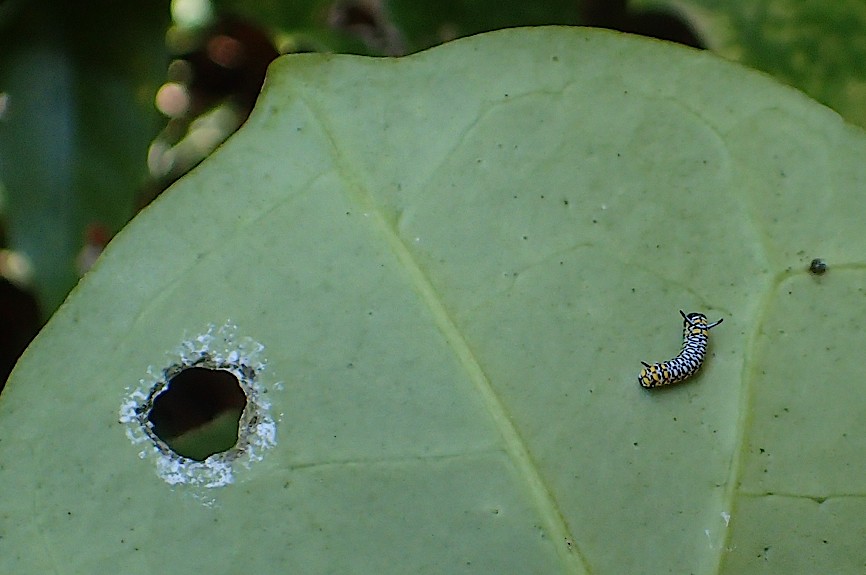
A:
147;367;247;461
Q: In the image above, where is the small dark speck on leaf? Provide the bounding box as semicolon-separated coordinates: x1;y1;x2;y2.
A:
809;258;827;275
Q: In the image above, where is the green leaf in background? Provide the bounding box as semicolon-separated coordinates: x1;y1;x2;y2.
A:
1;27;865;573
212;0;379;54
216;0;583;55
0;1;170;312
634;0;866;128
385;0;582;51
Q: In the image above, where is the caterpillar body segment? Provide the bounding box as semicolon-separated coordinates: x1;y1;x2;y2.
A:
638;310;723;389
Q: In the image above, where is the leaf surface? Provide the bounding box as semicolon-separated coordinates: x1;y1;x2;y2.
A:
1;27;865;574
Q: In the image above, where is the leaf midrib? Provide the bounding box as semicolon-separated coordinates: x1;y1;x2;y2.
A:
295;85;589;573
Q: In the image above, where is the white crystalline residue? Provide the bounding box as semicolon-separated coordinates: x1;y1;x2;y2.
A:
118;321;281;495
701;512;733;550
118;400;139;425
119;391;151;446
153;447;235;488
242;418;277;464
203;465;234;488
158;457;194;486
119;388;147;422
256;420;277;447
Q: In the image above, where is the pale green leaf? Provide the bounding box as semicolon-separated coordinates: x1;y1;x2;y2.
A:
1;27;865;574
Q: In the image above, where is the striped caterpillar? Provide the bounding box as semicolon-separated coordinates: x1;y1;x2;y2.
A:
638;310;723;388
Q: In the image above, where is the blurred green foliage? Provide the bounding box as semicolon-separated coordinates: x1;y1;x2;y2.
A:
0;1;170;312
